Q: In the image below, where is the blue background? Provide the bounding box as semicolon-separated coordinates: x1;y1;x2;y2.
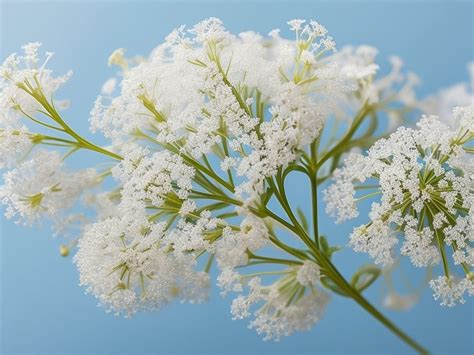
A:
0;1;473;354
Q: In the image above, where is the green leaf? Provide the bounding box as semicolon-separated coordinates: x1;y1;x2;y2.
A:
327;246;343;256
262;187;274;206
351;265;381;293
319;235;342;259
210;144;225;159
320;277;350;297
296;208;309;233
320;235;329;253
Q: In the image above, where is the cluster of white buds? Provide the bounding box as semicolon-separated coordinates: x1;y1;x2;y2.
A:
230;266;329;341
325;106;473;306
74;207;209;316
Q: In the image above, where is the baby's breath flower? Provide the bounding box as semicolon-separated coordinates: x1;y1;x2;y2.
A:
0;150;97;225
429;276;474;307
325;106;473;304
0;42;71;125
74;209;209;316
0;126;32;168
112;145;195;208
231;273;329;341
296;260;321;287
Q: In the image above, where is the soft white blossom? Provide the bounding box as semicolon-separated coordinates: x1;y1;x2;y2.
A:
0;150;97;225
326;106;473;302
0;42;71;126
429;276;474;307
0;126;32;168
74;208;209;316
230;276;329;341
296;260;321;287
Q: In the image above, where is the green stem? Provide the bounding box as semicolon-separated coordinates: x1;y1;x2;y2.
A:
246;252;303;266
190;190;242;206
264;208;428;353
309;140;320;247
137;130;234;193
263;167;428;354
346;281;428;354
23;84;123;161
316;104;371;171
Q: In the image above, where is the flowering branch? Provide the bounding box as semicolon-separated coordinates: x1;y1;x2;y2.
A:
1;18;472;354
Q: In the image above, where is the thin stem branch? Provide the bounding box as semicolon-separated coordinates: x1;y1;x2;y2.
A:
316;104;371;171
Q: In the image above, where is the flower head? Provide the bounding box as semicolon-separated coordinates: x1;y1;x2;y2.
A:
230;265;329;341
74;209;209;316
325;106;473;304
0;150;97;225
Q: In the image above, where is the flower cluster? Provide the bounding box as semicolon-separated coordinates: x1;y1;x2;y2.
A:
0;42;71;124
230;261;329;341
0;150;97;225
90;18;350;202
0;43;71;168
325;106;473;306
74;207;209;316
111;144;195;211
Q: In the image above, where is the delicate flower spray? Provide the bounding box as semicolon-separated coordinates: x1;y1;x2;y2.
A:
1;18;472;353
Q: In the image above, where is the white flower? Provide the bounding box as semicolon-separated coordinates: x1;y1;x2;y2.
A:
337;45;380;80
0;42;72;126
190;17;231;44
287;19;306;31
350;221;398;265
419;62;473;124
0;150;97;225
165;210;219;255
217;268;243;295
0;126;32;169
5;19;469;342
429;276;474;307
220;156;236;171
296;261;321;287
178;199;196;216
112;146;195;208
215;214;269;270
108;48;127;68
84;191;120;220
400;226;440;267
74;209;209;316
230;276;329;341
90;17;343;206
329;45;419;118
326;107;473;300
323;152;371;223
101;78;117;95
